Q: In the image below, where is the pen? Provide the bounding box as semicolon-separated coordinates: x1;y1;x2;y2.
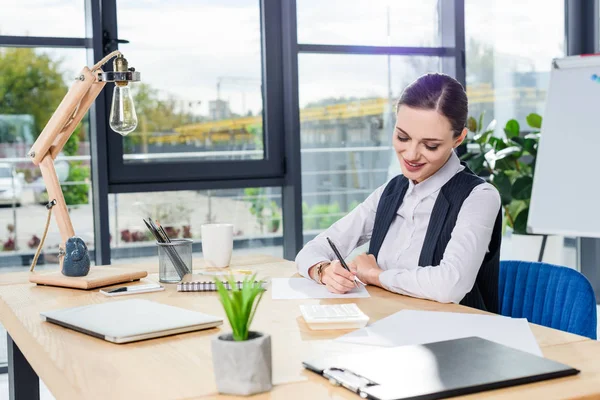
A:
326;237;366;286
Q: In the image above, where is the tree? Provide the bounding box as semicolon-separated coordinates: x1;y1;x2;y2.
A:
124;83;195;152
0;48;68;139
0;48;88;205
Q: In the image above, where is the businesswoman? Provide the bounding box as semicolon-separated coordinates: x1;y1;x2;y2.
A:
295;73;502;312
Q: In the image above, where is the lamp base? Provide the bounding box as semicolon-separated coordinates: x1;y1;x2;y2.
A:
30;267;148;290
62;236;91;277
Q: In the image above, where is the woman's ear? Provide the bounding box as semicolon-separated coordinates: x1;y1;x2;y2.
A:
453;127;468;148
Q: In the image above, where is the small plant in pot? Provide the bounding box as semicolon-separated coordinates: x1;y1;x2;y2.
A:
212;274;271;396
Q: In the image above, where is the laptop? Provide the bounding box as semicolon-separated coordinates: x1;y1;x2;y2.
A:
41;299;223;344
303;336;579;399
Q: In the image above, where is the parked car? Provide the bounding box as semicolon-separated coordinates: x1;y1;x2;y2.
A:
31;176;49;205
0;163;23;206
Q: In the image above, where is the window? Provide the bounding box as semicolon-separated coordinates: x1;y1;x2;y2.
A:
299;54;444;243
105;0;284;185
116;0;264;164
108;188;283;261
0;1;85;37
297;0;442;47
465;0;565;127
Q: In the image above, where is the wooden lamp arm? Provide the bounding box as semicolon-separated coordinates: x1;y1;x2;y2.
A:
29;67;106;165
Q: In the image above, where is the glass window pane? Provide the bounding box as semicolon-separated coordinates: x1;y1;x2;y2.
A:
465;0;565;127
0;47;95;271
109;188;283;262
465;0;574;268
116;0;264;164
299;54;442;246
297;0;441;46
0;0;85;37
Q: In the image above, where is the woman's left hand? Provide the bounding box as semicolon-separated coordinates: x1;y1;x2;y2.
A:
349;253;383;286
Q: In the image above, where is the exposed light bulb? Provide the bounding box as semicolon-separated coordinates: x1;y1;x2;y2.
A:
109;84;138;136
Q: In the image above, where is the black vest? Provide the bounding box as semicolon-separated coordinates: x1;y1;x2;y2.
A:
368;165;502;313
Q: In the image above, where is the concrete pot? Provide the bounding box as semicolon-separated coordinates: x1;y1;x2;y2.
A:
211;331;272;396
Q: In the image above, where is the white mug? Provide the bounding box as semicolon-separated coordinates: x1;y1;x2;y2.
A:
201;224;233;268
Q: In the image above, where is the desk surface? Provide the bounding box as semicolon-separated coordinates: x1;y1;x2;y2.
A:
0;255;599;400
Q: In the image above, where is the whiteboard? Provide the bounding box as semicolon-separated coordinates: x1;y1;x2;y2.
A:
528;55;600;238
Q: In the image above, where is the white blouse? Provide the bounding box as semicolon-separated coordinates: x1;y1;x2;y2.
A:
295;151;501;304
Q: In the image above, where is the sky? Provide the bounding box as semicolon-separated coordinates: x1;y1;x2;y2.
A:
0;0;566;117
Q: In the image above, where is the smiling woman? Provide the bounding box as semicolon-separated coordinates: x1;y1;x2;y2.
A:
295;73;503;313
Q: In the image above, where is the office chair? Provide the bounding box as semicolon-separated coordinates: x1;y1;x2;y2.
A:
499;260;597;340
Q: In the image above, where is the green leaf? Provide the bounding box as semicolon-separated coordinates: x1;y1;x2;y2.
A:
493;172;512;205
526;113;542;129
474;130;493;144
492;146;522;161
522;137;537;156
509;136;525;147
215;279;236;336
511;176;533;200
504;119;520;138
467;116;478;132
513;207;530;234
488;136;507;151
494;158;513;171
517;161;532;176
506;200;527;225
468;153;487;174
478;112;484;134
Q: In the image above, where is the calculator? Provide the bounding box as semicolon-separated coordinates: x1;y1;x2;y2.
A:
299;303;370;330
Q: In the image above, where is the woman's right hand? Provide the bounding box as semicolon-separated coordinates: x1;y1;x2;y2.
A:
321;260;357;294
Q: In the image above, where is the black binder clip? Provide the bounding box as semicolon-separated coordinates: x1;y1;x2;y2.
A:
323;367;377;398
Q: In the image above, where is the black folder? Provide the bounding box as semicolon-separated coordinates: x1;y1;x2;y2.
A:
303;336;578;399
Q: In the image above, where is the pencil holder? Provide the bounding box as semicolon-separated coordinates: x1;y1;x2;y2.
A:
157;239;193;283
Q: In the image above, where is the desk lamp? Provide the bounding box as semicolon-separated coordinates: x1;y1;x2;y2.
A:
28;50;140;276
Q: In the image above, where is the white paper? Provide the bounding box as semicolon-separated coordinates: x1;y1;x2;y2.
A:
336;310;542;356
270;278;370;299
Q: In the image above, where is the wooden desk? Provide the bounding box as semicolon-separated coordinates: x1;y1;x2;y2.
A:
1;256;599;399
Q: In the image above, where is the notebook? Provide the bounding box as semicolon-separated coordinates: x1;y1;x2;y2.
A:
303;336;579;399
40;299;223;343
177;280;266;292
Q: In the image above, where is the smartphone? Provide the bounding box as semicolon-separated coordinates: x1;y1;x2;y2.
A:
99;283;164;297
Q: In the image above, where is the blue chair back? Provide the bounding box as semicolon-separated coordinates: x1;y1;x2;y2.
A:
499;260;597;340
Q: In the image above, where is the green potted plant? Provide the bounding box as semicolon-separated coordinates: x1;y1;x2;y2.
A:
211;274;271;395
462;112;541;233
462;112;561;262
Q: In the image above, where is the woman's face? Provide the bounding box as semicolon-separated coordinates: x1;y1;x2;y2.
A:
393;105;467;183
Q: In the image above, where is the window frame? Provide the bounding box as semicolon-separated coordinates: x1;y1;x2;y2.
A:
101;0;285;187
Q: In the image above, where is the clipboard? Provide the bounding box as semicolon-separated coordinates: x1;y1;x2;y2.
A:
303;337;579;399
